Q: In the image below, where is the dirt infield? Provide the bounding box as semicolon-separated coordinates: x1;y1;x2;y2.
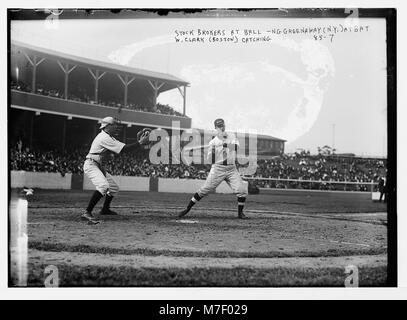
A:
13;189;388;286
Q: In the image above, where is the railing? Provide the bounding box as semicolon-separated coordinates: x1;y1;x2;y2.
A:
243;176;378;192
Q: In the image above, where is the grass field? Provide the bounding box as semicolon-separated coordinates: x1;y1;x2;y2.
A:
10;189;388;287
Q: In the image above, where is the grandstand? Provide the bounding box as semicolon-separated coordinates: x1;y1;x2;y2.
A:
9;41;285;157
10;40;192;151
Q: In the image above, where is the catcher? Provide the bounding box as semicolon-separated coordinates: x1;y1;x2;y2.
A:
81;116;151;224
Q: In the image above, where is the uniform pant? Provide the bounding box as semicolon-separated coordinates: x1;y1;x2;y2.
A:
198;164;247;198
83;159;119;196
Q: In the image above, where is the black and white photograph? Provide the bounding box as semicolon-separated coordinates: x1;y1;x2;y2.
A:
6;6;397;291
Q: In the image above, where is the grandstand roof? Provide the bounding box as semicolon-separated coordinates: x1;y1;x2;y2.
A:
11;40;189;90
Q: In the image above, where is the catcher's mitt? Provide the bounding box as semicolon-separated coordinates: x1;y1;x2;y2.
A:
137;128;152;145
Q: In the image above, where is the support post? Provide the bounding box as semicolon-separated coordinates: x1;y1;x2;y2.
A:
32;59;37;93
95;72;99;103
23;53;45;93
183;85;186;116
153;85;157;110
57;61;77;99
177;85;187;116
124;75;128;107
64;69;68;99
148;80;165;111
118;74;135;112
88;69;105;103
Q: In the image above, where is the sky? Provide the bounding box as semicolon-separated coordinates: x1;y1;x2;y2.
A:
11;15;388;157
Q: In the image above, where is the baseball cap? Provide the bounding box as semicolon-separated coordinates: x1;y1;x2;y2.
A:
214;118;225;128
100;116;116;129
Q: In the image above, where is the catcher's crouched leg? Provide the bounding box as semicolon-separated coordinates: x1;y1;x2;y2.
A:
82;162;106;223
100;174;120;215
105;173;119;195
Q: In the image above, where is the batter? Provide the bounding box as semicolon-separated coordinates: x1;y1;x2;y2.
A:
178;118;249;219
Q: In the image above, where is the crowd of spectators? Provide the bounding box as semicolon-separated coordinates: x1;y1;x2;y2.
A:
251;153;386;191
253;153;385;183
10;143;387;192
10;146;85;176
11;80;185;117
9;145;210;179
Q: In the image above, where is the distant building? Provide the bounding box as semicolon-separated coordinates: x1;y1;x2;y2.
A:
335;153;356;157
181;128;286;160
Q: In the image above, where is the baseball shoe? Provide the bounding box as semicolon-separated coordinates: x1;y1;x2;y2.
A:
238;212;249;219
87;219;101;225
178;208;191;218
100;209;118;216
81;212;101;225
81;211;95;221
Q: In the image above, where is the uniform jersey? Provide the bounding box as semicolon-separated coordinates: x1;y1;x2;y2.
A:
86;130;125;165
207;132;239;165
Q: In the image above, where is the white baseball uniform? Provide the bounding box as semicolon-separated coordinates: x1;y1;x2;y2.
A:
83;130;125;196
197;132;247;198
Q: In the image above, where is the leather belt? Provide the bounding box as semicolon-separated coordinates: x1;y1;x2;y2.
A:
86;157;101;166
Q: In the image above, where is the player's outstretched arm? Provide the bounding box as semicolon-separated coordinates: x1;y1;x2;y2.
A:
120;142;140;153
120;128;151;153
